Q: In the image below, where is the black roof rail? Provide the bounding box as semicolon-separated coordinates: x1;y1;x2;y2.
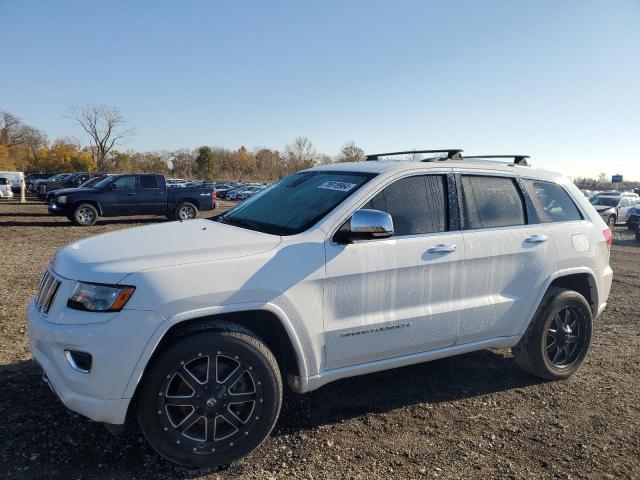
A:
365;149;463;161
463;155;530;166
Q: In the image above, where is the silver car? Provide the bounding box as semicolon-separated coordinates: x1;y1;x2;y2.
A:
590;195;640;227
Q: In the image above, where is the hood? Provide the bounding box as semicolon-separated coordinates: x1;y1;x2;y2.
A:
593;205;615;212
51;187;99;197
51;219;282;284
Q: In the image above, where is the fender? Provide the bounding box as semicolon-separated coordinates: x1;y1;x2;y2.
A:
519;266;599;336
122;301;310;398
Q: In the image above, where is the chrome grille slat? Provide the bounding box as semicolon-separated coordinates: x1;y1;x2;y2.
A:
35;270;60;314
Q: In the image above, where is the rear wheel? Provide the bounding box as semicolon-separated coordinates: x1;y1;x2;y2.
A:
137;326;282;467
71;203;98;226
513;287;592;380
176;202;198;220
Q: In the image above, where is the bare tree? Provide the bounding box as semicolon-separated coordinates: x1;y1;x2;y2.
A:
68;105;134;170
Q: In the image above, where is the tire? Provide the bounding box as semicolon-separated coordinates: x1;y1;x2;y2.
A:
71;203;99;226
175;202;198;221
512;287;592;380
607;215;616;228
137;325;282;467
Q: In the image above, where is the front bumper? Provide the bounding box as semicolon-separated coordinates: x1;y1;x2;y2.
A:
47;202;68;215
27;298;165;424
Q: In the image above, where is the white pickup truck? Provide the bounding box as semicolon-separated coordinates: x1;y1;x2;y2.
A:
28;151;613;467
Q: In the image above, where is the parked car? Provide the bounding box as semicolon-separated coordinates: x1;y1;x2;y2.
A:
28;150;612;467
0;177;14;199
25;173;56;192
0;171;24;192
626;204;640;231
213;183;240;199
589;195;639;227
227;183;262;200
37;173;104;200
44;175;110;204
235;185;268;201
47;173;217;225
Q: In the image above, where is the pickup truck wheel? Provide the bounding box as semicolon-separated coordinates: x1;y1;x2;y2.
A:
512;287;592;380
71;203;98;226
137;327;282;467
176;202;198;220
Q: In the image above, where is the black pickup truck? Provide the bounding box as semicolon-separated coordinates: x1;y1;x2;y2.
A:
48;173;216;226
36;172;103;200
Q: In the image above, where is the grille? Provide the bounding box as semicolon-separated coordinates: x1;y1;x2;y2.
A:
35;270;60;314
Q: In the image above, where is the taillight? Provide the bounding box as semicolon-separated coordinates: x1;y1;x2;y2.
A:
212;191;217;201
603;228;612;247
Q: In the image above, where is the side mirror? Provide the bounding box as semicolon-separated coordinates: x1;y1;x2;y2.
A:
340;209;394;242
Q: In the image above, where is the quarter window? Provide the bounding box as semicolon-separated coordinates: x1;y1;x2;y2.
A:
459;175;525;229
363;175;448;236
523;180;582;223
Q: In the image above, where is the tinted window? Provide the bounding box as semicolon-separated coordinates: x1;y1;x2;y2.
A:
523;180;582;223
140;175;159;189
363;175;447;236
459;175;525;229
112;176;135;190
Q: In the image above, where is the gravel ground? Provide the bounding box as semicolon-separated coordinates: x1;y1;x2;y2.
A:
1;198;639;480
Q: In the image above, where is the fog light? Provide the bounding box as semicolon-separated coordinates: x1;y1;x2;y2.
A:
64;350;92;373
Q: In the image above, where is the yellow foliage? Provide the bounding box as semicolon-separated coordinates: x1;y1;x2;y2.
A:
35;140;97;172
0;145;16;170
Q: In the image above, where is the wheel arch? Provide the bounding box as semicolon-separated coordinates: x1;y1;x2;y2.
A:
70;199;103;215
123;304;309;419
543;269;599;317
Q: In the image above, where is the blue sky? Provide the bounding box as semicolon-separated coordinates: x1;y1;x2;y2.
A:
1;0;639;180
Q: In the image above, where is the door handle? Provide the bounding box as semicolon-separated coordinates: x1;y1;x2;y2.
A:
525;234;548;244
426;244;457;254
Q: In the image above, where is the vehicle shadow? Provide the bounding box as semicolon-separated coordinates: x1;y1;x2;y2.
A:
0;218;163;227
0;351;543;479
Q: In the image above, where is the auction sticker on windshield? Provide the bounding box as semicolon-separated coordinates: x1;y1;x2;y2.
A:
318;181;357;192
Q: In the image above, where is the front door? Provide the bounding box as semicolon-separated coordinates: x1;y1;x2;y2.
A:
323;173;464;370
108;175;137;215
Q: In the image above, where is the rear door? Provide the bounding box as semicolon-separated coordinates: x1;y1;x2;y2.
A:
136;174;166;214
618;198;632;222
455;173;554;344
324;172;465;370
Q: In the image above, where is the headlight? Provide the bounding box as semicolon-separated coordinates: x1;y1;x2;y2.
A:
58;195;67;204
67;282;135;312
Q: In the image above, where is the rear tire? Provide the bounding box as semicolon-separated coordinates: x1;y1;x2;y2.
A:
512;287;592;380
137;325;282;467
175;202;198;221
71;203;98;226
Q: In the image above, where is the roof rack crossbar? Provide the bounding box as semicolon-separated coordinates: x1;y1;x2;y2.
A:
365;149;463;161
463;155;530;166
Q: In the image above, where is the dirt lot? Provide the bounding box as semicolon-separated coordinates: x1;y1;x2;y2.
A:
1;198;639;480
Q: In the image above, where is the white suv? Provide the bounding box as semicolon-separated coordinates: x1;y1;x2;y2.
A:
27;151;613;467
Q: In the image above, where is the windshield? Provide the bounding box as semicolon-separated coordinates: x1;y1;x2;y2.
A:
590;196;619;207
214;171;376;235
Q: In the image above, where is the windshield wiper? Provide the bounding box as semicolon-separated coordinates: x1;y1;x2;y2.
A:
219;215;261;231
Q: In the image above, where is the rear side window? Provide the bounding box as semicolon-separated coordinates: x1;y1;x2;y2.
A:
459;175;525;229
523;180;582;223
140;175;159;189
364;175;447;236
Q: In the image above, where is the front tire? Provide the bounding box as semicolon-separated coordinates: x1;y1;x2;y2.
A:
512;287;592;380
71;203;98;226
607;215;616;228
137;326;282;467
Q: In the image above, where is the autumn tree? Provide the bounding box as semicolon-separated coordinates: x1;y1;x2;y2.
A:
0;111;48;171
338;141;365;163
171;149;196;178
195;146;219;179
283;137;317;174
36;139;96;172
68;105;134;170
255;148;282;181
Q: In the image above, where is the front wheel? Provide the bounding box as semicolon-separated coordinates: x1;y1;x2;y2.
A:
607;215;616;228
175;202;198;221
512;287;592;380
137;326;282;467
71;203;99;226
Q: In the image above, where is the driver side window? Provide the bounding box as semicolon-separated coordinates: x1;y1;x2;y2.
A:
363;175;448;236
